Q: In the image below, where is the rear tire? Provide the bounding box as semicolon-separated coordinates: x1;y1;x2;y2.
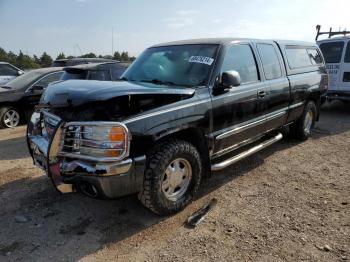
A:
0;107;21;128
138;139;202;215
289;101;317;140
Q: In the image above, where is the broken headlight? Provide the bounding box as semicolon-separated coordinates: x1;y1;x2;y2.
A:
62;122;130;161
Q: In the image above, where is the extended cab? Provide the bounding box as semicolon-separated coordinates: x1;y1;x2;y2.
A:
27;38;327;215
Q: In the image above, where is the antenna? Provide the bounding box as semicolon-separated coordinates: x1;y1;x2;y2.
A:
75;44;83;56
112;27;114;57
75;44;88;64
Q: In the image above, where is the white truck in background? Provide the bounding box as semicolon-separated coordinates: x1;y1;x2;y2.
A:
316;25;350;103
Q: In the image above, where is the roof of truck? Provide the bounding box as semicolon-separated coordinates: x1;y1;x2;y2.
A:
151;38;317;48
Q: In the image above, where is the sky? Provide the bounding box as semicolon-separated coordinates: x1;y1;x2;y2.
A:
0;0;349;59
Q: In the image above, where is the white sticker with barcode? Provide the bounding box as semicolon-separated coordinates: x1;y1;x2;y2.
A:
188;56;214;65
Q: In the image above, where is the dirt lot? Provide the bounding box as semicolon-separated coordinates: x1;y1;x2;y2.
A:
0;101;349;262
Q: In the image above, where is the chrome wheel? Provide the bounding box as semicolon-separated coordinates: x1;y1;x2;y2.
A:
303;110;313;134
161;158;192;202
4;109;20;128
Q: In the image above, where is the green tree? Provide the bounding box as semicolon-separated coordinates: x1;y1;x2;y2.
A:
7;51;17;65
40;52;53;67
15;51;40;69
0;48;8;62
56;52;66;59
33;55;41;65
121;51;129;61
113;51;121;61
81;52;96;58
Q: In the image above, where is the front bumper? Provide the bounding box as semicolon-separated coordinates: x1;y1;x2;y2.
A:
26;110;146;198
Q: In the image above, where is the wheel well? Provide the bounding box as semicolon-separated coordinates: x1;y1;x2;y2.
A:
156;128;211;177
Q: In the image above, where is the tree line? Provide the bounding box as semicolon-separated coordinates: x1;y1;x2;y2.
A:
0;47;136;70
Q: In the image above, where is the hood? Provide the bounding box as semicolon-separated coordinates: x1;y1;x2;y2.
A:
41;80;195;107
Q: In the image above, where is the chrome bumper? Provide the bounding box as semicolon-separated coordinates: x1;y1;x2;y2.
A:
27;110;145;197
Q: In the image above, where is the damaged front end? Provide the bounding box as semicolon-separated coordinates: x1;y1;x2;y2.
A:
27;109;145;198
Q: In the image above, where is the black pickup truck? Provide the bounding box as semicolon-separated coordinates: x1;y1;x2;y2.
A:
27;38;327;215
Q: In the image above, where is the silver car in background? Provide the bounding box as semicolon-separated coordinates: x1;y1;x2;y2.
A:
0;62;24;85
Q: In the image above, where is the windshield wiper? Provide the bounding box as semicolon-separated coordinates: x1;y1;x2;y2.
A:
139;79;178;86
0;86;11;89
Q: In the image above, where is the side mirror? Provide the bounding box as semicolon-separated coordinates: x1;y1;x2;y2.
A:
18;70;24;76
213;70;241;94
221;70;241;88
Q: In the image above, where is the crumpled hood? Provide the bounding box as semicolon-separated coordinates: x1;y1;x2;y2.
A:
40;80;195;107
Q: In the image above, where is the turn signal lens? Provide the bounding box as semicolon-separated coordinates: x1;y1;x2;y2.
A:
109;126;126;141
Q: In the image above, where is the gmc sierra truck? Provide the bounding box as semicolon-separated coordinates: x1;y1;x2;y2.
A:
27;38;328;215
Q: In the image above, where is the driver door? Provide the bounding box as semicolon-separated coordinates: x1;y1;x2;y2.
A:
211;43;268;156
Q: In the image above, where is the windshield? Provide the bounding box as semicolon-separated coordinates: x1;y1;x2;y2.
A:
122;44;219;87
4;70;43;89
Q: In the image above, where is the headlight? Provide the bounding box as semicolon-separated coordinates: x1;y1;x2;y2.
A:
61;122;130;161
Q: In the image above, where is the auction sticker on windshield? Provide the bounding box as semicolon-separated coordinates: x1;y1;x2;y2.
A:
189;56;214;65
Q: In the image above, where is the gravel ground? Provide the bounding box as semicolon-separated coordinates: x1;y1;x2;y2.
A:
0;101;349;262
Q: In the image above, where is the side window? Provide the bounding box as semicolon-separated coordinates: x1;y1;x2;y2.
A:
35;72;63;88
222;45;259;84
319;42;344;63
0;64;19;76
285;47;313;69
257;44;282;80
344;42;350;63
307;49;323;65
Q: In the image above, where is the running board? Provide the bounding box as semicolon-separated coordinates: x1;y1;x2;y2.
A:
211;133;283;171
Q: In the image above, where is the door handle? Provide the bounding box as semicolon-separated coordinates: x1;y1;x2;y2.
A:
257;90;266;98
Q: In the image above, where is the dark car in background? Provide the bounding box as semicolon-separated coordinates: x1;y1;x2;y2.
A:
0;67;63;128
51;58;117;67
61;62;130;81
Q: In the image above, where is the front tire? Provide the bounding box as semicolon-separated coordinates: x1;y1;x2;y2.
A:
0;107;21;128
138;139;202;215
289;101;317;140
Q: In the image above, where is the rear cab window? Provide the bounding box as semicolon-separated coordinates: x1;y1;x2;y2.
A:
307;49;324;65
284;46;324;70
285;47;313;69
